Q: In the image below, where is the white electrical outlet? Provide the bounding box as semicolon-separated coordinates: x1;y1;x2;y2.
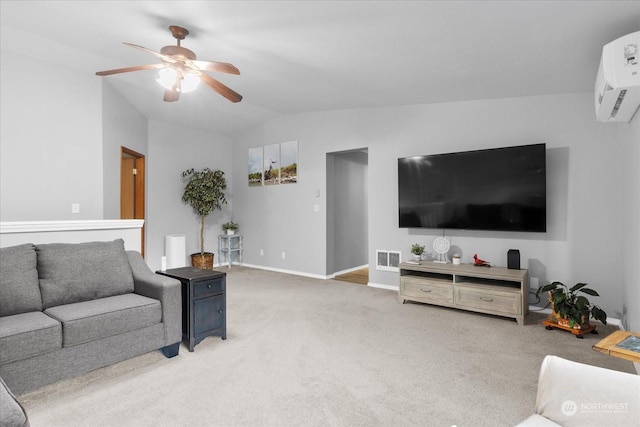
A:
260;249;264;256
281;251;286;260
71;203;80;214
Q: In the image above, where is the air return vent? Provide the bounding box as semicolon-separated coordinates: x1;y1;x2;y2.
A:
376;250;400;272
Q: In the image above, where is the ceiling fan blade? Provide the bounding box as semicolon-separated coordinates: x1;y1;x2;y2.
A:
199;73;243;103
96;63;167;76
123;42;177;64
192;60;240;75
163;89;180;102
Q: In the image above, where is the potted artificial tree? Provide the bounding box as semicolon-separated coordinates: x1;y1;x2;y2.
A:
181;167;227;269
536;281;607;333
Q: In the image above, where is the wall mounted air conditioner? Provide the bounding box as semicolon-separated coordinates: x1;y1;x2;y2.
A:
595;31;640;122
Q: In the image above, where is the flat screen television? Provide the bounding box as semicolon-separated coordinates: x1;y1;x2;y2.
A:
398;143;546;232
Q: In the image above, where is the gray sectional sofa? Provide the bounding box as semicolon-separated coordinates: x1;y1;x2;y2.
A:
0;239;182;396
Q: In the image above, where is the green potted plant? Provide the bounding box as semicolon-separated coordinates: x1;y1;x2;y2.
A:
222;221;238;235
181;168;227;269
536;281;607;329
411;243;425;261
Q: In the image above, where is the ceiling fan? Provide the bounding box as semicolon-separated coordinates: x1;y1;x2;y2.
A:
96;25;242;103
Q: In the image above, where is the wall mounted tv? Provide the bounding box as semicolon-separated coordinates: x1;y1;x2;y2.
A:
398;143;546;232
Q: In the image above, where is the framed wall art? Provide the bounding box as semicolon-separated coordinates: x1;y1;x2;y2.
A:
248;140;299;187
280;140;298;184
263;143;280;185
248;147;263;186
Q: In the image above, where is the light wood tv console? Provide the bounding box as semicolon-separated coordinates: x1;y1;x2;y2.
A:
399;261;529;325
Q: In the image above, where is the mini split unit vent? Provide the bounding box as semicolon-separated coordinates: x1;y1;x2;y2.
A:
595;31;640;122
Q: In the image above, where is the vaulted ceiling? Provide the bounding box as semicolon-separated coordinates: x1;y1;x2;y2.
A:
1;1;638;136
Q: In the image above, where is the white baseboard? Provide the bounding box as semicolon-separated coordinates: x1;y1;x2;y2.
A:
329;264;368;279
242;263;372;282
368;282;399;291
240;263;328;280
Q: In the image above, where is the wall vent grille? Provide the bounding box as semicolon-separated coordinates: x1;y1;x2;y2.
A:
376;250;400;272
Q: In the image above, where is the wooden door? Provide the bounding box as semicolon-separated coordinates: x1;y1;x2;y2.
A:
120;147;145;255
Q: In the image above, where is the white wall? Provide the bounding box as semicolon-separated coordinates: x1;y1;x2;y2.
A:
232;93;628;317
1;34;634;326
0;49;103;221
146;120;233;272
101;82;148;220
620;116;640;332
0;43;235;274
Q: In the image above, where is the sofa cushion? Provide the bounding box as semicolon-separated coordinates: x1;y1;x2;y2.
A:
44;293;162;347
36;239;134;309
0;244;42;317
0;312;62;365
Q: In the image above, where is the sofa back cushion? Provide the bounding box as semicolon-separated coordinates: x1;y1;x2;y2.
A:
37;239;134;309
0;244;43;316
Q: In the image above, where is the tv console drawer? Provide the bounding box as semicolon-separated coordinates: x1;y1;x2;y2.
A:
454;286;520;315
401;278;453;304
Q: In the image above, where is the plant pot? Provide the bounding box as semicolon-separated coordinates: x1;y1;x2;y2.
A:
549;298;588;330
226;229;235;235
557;317;571;328
191;252;214;270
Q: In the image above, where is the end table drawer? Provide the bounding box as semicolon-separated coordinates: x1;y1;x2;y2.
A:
194;279;223;298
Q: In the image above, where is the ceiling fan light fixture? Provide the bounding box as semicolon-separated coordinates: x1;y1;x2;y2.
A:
157;68;177;90
180;73;200;93
156;68;200;93
97;25;241;103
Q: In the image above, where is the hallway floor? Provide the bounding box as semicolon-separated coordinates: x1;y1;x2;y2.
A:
334;268;368;285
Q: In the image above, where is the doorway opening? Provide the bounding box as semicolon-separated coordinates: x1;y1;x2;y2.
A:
120;147;145;256
326;148;369;282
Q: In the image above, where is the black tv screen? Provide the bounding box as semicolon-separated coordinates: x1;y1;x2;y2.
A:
398;143;546;232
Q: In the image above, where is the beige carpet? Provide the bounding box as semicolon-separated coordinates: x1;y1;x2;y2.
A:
19;267;635;427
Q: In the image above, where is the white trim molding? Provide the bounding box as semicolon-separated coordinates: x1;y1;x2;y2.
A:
368;282;399;291
241;263;328;280
329;264;368;279
0;220;144;234
0;220;145;252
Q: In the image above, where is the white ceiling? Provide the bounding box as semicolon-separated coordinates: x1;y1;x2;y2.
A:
1;1;638;136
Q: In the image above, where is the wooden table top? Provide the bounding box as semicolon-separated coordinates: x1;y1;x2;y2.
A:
592;330;640;363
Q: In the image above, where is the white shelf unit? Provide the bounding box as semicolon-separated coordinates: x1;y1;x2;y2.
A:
218;235;243;268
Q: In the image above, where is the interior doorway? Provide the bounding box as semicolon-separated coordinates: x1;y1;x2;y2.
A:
326;148;369;279
121;147;145;256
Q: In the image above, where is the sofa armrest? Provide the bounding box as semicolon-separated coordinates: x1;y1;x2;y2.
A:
0;376;29;427
534;355;639;427
126;251;181;347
